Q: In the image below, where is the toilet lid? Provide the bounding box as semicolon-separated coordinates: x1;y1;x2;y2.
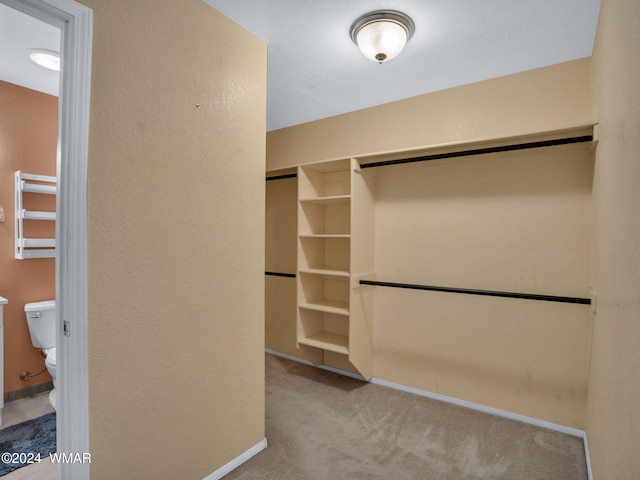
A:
24;299;56;312
44;347;56;367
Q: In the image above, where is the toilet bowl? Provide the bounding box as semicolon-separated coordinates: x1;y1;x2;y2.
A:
24;300;56;410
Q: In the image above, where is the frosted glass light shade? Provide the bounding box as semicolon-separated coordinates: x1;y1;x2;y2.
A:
356;20;408;63
27;49;60;72
350;11;415;64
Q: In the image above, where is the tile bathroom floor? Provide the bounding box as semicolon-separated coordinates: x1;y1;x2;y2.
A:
1;392;56;480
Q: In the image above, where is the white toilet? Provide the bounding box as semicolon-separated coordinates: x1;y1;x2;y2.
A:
24;300;57;410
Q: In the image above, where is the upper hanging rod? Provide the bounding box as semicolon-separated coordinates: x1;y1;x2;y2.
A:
360;135;593;170
359;280;590;305
265;134;593;180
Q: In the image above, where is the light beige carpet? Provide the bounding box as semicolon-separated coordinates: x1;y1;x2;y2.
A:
226;353;587;479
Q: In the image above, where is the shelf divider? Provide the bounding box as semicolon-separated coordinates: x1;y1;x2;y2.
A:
299;301;349;316
299;332;349;355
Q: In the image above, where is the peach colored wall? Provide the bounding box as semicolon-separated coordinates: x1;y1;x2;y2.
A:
265;59;595;427
0;80;56;394
83;1;266;478
587;0;640;476
267;58;593;172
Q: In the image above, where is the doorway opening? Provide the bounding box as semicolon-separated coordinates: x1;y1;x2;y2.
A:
0;0;91;479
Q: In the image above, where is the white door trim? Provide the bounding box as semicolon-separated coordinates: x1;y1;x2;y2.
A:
0;1;92;479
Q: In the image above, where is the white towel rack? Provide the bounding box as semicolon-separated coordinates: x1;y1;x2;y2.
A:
15;171;57;259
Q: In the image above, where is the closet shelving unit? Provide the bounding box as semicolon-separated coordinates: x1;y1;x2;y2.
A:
296;158;376;379
15;171;57;259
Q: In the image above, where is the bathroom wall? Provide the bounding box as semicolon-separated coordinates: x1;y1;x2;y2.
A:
265;58;594;428
587;0;640;476
0;80;57;394
83;0;267;478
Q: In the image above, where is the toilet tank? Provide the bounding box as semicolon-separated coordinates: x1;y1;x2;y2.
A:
24;300;56;349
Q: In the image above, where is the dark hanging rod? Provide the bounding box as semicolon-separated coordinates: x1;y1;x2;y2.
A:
265;271;296;278
265;135;592;179
360;135;593;170
266;173;297;181
359;280;590;305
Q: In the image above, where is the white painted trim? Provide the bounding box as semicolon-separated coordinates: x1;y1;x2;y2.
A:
54;4;92;480
583;432;593;480
0;1;92;480
203;438;268;480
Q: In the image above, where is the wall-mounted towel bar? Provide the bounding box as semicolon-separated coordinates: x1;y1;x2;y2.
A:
22;211;56;221
359;280;590;305
15;171;57;260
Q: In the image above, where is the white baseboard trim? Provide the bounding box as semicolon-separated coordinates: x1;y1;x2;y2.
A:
371;377;586;438
583;432;593;480
203;438;267;480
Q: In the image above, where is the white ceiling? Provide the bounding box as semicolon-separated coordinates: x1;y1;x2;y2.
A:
0;1;600;132
206;0;601;131
0;2;60;97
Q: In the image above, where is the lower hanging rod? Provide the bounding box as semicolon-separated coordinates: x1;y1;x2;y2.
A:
359;280;590;305
266;173;297;181
265;271;296;278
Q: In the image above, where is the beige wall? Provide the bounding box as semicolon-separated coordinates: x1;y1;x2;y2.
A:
84;1;266;478
587;0;640;476
265;59;594;427
267;58;592;172
373;146;592;427
0;81;56;394
265;178;298;356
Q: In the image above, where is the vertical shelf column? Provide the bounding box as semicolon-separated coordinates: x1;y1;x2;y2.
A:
348;161;376;379
296;158;375;378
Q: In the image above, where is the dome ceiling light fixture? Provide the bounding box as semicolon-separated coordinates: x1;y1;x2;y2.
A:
27;48;60;72
350;10;415;64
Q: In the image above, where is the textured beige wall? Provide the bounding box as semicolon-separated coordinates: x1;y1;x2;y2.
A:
84;1;266;478
265;178;298;356
587;0;640;476
265;60;594;427
266;58;592;172
374;146;593;427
